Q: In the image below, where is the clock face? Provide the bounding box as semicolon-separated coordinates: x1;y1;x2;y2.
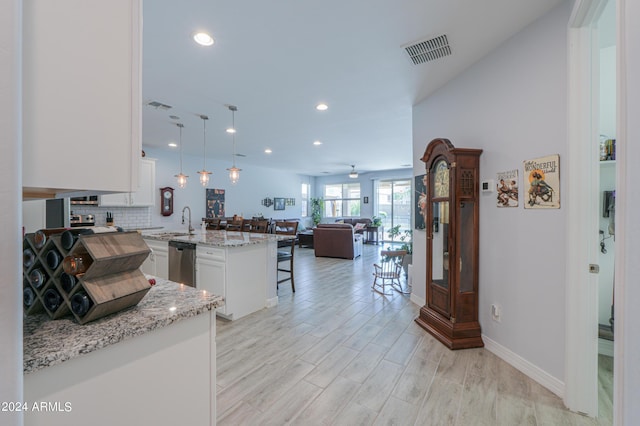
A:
163;191;172;199
434;160;449;198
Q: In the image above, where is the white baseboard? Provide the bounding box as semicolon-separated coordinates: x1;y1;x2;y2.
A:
410;293;425;307
483;335;565;398
598;338;614;357
265;297;278;308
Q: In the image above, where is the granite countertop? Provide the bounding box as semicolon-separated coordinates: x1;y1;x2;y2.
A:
23;277;224;374
142;229;293;247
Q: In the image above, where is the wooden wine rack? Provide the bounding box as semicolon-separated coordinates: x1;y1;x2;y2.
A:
22;231;151;324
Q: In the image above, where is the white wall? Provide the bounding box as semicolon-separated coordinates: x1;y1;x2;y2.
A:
0;0;23;423
314;169;412;220
412;1;570;382
144;147;315;229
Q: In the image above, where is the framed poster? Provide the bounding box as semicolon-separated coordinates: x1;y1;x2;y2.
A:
523;154;560;209
414;174;427;230
274;197;285;211
206;189;225;218
496;169;519;207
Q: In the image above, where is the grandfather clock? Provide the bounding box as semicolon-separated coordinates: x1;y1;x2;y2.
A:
415;138;484;349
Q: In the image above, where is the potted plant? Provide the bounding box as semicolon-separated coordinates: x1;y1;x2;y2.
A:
371;215;383;227
310;198;324;226
388;225;412;274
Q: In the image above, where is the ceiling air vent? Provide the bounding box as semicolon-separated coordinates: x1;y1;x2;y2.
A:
403;34;451;65
146;100;173;110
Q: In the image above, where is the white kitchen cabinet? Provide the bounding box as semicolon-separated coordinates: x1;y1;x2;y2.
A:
100;159;156;207
22;0;142;198
141;239;168;279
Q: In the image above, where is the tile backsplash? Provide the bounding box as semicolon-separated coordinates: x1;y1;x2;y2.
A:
70;206;152;230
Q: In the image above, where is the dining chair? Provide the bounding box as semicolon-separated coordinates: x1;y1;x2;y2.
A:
205;218;222;230
372;250;407;295
275;221;298;292
251;220;270;233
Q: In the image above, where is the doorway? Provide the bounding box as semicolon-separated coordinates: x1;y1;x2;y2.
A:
566;0;616;421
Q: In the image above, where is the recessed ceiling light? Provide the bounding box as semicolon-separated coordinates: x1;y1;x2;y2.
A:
226;127;236;134
316;103;328;111
265;148;272;154
193;32;214;46
313;140;322;146
168;142;177;148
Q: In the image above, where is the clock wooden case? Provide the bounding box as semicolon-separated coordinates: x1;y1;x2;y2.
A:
416;138;484;349
160;187;174;217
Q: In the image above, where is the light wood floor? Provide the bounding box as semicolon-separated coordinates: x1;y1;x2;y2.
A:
216;244;604;425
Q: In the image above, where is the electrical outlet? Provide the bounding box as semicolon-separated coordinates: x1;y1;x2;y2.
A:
491;304;502;322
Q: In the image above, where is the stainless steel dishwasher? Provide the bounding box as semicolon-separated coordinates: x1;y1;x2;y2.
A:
168;241;196;287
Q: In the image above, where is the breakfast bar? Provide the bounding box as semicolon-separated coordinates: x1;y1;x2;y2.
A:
143;230;292;320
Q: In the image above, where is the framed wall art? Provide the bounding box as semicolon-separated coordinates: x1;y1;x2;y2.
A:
414;174;427;230
274;197;285;211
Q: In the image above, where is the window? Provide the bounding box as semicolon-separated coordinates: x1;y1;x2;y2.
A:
324;183;361;217
301;183;310;217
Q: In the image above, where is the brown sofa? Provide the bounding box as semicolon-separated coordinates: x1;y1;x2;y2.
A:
313;223;363;259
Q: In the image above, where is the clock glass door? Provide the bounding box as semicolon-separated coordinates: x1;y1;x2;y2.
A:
429;158;451;317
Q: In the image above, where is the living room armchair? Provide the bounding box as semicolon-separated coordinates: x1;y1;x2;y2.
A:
313;223;363;259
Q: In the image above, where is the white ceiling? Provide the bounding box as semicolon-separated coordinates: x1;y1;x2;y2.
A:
142;0;562;177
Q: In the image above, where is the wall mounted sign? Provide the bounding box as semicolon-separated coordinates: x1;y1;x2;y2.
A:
523;154;560;209
496;169;519;207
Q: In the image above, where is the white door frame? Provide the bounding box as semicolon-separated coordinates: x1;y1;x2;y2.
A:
565;0;611;418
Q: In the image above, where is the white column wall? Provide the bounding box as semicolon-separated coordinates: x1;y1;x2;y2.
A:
617;0;640;423
0;0;23;424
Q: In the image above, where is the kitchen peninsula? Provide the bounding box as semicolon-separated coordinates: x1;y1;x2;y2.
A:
142;230;289;320
23;278;223;426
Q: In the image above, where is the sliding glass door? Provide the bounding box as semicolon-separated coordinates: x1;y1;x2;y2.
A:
376;179;411;242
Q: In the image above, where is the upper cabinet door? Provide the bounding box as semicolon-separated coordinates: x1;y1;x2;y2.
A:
22;0;141;198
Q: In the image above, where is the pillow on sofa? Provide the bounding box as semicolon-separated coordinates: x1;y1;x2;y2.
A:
354;222;367;231
335;219;345;223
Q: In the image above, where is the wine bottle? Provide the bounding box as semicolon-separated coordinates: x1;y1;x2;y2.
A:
23;248;36;268
60;272;77;293
24;286;36;307
45;249;62;270
33;227;68;249
60;226;123;250
29;268;46;289
70;291;92;317
62;252;93;275
43;288;63;312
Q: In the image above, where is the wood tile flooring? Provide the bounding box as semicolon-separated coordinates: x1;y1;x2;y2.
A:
216;244;605;425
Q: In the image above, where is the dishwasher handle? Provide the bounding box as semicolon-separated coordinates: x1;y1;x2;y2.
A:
168;241;196;251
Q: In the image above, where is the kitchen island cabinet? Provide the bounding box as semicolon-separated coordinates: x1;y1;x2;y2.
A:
23;278;223;426
145;230;286;320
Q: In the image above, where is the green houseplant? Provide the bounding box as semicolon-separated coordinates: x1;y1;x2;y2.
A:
310;198;324;226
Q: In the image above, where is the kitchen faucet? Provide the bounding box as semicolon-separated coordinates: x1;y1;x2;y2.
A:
181;206;194;234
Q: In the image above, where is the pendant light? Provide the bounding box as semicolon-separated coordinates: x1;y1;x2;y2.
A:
197;114;212;187
349;165;358;179
174;123;188;188
226;105;241;184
